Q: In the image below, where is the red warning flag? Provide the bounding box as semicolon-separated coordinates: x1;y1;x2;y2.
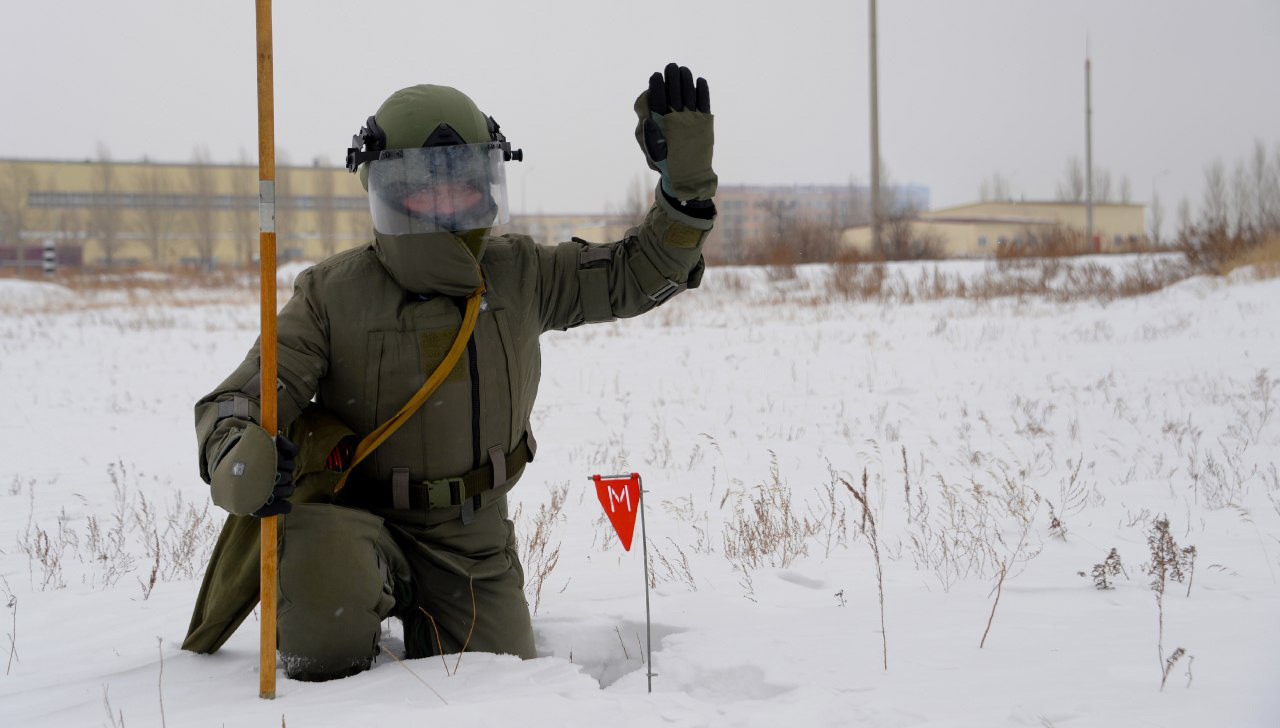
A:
593;473;641;551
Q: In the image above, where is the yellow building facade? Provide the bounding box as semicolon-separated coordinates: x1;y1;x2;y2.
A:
0;157;374;268
0;157;634;269
842;200;1147;257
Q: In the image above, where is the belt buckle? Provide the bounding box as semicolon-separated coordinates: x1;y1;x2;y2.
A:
425;476;466;509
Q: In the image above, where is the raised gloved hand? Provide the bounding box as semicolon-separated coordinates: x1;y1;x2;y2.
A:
634;62;717;203
209;422;299;517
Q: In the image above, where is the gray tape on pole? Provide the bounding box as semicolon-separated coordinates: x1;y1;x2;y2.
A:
259;180;276;233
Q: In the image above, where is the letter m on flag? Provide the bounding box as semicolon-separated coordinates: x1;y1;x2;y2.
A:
593;473;641;551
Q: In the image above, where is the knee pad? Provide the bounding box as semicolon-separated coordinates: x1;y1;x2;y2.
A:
277;504;404;681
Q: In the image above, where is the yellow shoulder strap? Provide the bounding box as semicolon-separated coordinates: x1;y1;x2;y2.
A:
334;286;484;493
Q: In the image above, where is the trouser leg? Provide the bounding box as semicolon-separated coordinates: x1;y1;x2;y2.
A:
392;496;536;660
277;503;410;681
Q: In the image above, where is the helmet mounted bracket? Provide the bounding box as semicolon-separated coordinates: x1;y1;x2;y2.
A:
487;116;523;162
345;115;387;173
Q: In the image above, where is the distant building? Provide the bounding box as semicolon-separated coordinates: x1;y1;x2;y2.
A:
0;157;635;270
841;200;1146;258
501;213;632;249
0;157;370;269
708;183;929;263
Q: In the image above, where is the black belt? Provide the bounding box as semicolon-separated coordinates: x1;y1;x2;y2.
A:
343;432;535;512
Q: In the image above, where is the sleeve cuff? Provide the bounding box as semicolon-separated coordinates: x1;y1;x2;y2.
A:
656;184;716;228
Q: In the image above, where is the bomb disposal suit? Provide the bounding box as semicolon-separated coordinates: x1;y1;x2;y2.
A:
184;66;717;681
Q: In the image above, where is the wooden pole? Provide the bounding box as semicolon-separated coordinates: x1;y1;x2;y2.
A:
254;0;279;700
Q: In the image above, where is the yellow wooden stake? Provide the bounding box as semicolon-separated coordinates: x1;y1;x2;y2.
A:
254;0;279;700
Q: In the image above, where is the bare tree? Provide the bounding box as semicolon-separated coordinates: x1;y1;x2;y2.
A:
275;150;296;258
841;176;869;229
791;219;841;263
1254;140;1274;231
1201;159;1228;232
134;159;178;266
1231;160;1253;236
1093;168;1113;204
88;143;124;267
1178;142;1280;276
313;162;339;258
748;207;842;265
1175;197;1193;244
755;195;797;246
979;172;1013;202
877;199;941;261
1056;156;1085;202
874;166;937;260
230;150;258;266
1056;156;1125;204
55;208;85;263
234;165;258;266
346;198;370;250
0;162;39;274
187;147;219;268
618;173;650;229
1149;188;1164;247
1269;143;1280;230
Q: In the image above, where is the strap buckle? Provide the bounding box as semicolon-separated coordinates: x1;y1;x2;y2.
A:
425;476;467;509
647;278;681;304
215;396;253;423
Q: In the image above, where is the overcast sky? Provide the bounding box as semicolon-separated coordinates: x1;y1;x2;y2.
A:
3;0;1278;220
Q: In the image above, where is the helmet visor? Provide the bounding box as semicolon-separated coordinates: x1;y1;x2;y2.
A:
366;144;510;234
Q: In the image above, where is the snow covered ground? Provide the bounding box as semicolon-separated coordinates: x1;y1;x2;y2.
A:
1;258;1277;727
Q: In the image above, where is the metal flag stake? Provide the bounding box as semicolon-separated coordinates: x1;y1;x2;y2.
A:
591;472;654;693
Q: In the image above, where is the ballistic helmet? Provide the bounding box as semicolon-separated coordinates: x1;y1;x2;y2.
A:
346;85;522;235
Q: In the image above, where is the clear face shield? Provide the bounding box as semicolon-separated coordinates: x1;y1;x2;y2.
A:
366;144;511;235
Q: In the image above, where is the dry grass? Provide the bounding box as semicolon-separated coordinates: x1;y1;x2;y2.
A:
722;453;820;570
979;562;1007;649
1143;516;1197;689
512;482;568;615
738;220;844;267
1180;223;1280;279
1085;548;1127;590
993;224;1090;259
0;265;276;317
1;265;260;296
902;463;1043;593
1217;234;1280;279
649;538;698;591
3;577;16;675
15;462;219;593
846;470;887;670
819;258;1190;306
7;247;1268;321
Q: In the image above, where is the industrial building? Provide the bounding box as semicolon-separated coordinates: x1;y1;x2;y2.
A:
0;157;632;270
841;200;1147;258
708;183;929;262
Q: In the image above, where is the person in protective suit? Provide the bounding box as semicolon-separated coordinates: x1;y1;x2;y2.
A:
182;64;717;682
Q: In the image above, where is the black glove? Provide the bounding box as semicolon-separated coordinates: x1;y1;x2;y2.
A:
250;434;300;518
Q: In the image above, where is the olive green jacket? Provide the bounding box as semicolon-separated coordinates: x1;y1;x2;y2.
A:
184;190;712;653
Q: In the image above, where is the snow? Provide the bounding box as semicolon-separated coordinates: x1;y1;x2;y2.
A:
1;259;1278;726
